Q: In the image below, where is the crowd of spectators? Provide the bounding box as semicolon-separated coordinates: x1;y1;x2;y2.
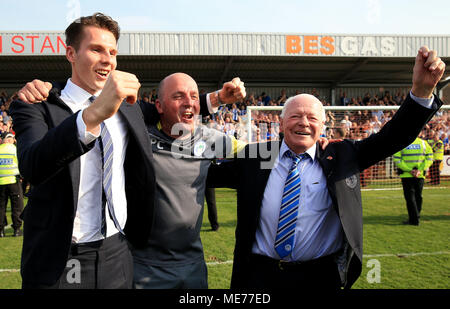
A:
0;91;16;142
2;87;449;155
139;88;449;155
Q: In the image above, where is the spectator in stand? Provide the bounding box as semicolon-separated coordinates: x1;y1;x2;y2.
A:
150;89;158;103
256;95;264;106
370;115;382;133
339;91;350;106
334;127;346;139
246;93;256;106
142;95;151;105
0;92;9;106
261;92;271;106
276;89;288;105
224;116;235;137
340;114;352;131
372;107;384;122
231;103;240;122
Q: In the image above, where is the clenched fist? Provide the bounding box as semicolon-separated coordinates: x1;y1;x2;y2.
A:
412;46;446;98
17;80;53;103
83;70;141;132
219;77;246;104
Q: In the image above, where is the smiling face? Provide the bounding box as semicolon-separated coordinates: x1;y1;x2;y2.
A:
280;94;325;154
66;26;118;94
155;73;200;138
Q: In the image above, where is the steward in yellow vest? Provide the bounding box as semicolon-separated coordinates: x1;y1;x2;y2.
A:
394;137;433;179
0;132;24;237
427;134;444;185
0;141;20;185
393;137;433;226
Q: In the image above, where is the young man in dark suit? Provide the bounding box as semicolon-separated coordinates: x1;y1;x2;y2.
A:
207;46;445;289
11;13;245;289
10;12;153;289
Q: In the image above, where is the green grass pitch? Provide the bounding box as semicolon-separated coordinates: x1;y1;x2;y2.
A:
0;187;448;289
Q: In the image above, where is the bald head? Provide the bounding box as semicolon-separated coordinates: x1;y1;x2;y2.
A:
155;72;200;138
158;72;197;105
281;94;325;121
279;94;326;154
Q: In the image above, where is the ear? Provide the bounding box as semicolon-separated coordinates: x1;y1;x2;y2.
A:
279;117;285;134
66;46;77;64
155;99;163;114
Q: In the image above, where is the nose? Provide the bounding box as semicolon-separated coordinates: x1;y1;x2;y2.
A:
100;51;114;66
184;97;194;107
297;115;309;127
183;96;198;108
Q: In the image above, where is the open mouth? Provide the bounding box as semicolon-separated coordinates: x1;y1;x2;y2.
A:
181;111;194;121
294;131;310;136
95;69;110;79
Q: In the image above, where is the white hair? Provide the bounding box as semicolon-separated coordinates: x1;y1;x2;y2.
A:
280;94;326;122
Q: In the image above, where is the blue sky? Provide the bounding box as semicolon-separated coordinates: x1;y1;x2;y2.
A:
0;0;449;34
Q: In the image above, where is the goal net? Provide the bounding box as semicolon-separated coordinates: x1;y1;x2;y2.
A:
240;105;450;190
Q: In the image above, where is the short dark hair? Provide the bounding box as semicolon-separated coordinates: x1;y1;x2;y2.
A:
65;12;120;50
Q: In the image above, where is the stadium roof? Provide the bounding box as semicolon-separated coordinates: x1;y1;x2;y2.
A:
0;32;449;88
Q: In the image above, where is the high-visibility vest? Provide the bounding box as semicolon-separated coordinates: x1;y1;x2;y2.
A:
0;143;20;185
427;139;444;161
393;137;433;179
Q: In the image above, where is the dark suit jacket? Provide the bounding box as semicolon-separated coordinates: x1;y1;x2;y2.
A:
10;88;210;286
207;94;442;289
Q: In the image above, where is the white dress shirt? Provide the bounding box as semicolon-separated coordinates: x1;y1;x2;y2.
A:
252;92;434;261
60;79;129;243
252;142;344;261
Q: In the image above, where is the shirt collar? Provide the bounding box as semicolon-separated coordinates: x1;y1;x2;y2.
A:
280;140;316;161
61;78;102;104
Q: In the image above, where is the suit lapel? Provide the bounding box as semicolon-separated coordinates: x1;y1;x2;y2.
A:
316;141;339;212
47;92;82;213
316;141;335;179
252;141;280;215
118;102;152;157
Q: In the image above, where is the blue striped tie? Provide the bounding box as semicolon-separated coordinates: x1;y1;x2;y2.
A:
274;152;306;259
89;96;123;235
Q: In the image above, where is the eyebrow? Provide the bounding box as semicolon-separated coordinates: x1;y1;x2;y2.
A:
90;43;118;54
171;91;199;97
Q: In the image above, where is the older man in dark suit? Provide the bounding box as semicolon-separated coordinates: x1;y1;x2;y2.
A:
207;46;445;289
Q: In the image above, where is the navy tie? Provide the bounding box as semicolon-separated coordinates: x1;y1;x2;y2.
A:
89;96;123;235
274;152;306;259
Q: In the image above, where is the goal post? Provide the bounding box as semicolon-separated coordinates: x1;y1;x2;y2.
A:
244;104;450;190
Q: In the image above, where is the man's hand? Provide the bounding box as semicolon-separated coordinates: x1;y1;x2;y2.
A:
210;77;246;108
410;168;421;178
83;70;141;133
17;80;53;103
318;137;330;150
411;46;446;98
318;137;344;150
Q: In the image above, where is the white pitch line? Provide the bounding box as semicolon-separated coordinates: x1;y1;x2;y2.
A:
205;251;450;266
361;186;448;192
1;251;448;271
0;269;19;273
206;260;234;266
363;251;450;258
